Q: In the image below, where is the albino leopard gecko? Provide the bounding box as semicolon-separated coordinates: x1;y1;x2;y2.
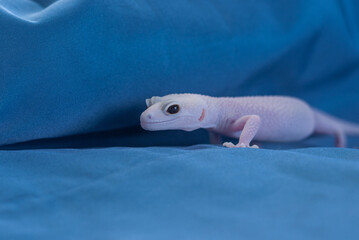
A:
140;94;359;148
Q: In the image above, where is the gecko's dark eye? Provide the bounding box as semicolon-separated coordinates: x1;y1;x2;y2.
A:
166;104;180;114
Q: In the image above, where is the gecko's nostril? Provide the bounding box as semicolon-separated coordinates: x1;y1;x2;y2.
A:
147;113;153;120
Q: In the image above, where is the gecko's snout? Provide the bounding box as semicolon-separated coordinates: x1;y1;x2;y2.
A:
140;110;166;131
140;112;153;122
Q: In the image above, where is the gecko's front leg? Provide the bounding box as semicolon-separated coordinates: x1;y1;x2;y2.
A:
223;115;261;149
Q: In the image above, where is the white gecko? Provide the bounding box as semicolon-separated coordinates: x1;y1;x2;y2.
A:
140;94;359;148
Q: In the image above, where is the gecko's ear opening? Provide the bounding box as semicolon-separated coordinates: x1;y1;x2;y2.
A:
199;109;206;121
145;96;162;107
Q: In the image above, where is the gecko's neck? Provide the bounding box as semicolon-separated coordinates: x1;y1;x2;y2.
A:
200;96;220;129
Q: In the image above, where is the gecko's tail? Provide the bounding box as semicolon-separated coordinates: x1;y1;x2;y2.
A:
312;109;359;147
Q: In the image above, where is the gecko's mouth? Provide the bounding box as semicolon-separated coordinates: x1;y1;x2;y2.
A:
141;115;199;132
141;118;180;131
141;118;179;125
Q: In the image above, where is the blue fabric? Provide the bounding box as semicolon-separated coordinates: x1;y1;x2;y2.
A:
1;0;359;146
1;1;359;239
1;146;359;240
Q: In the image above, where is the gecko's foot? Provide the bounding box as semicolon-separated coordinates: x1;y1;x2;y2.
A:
223;142;259;149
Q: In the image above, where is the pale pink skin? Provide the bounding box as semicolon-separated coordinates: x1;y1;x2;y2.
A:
140;94;359;148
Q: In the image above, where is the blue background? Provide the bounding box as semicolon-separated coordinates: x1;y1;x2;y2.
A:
1;0;359;239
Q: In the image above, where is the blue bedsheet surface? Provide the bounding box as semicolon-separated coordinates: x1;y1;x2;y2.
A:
1;146;359;240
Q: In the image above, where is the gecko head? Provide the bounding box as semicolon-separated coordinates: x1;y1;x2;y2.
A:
140;94;208;131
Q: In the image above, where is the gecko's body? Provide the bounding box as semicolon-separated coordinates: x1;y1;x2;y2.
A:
140;94;359;148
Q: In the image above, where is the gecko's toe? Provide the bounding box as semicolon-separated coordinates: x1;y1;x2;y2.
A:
223;142;236;148
223;142;259;149
236;143;260;148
